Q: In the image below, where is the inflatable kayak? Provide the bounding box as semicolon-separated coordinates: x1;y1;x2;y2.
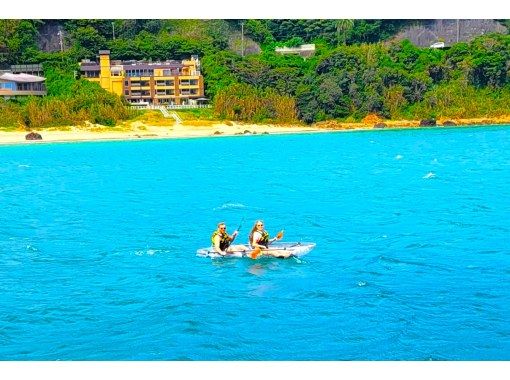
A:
196;242;316;259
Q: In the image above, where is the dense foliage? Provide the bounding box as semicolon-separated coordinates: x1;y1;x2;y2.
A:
1;19;510;127
214;83;297;122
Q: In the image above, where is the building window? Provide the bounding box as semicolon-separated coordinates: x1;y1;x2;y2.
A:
155;80;174;86
180;89;198;96
83;71;99;78
0;82;16;90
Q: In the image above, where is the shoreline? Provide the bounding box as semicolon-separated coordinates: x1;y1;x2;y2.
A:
1;118;509;146
0;123;324;146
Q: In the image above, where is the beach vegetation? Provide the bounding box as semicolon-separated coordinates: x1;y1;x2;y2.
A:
214;83;298;123
175;108;216;121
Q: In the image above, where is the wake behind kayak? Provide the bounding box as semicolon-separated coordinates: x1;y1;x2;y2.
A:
196;242;316;259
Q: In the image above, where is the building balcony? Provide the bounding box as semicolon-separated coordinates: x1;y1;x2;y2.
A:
178;84;200;89
129;92;151;97
154;86;175;90
128;77;152;81
179;81;199;86
0;89;47;97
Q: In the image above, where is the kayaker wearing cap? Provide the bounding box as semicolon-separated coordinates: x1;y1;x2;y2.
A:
211;222;247;255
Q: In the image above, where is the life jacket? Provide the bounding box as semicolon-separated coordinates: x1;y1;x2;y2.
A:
253;230;270;248
211;230;230;251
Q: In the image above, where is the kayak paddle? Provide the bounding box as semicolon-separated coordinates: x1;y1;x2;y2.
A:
230;218;244;245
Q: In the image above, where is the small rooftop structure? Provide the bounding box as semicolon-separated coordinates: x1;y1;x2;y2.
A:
430;41;445;49
275;44;315;58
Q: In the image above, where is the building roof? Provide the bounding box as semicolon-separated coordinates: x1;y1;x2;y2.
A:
0;73;45;83
123;62;183;70
10;64;44;73
80;65;100;71
79;62;184;71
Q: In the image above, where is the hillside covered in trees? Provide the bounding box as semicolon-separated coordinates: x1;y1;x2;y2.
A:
1;19;510;128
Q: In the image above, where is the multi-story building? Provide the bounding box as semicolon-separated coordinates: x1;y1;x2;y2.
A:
80;50;205;105
0;64;47;99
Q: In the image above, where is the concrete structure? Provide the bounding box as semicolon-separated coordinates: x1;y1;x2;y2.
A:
395;19;507;48
275;44;315;58
80;50;205;105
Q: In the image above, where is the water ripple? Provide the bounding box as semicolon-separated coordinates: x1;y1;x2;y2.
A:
1;128;509;360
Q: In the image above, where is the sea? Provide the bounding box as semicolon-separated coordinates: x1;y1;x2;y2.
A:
0;126;509;361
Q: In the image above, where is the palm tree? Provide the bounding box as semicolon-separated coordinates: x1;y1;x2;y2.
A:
336;19;354;46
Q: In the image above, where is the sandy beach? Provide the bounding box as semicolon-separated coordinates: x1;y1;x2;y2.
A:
1;116;509;146
0;122;323;146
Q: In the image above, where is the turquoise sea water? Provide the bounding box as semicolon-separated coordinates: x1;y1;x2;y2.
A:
0;126;509;360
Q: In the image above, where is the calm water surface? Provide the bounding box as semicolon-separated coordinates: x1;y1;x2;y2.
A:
0;126;509;360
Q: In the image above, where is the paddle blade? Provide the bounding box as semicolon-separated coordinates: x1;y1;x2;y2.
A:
249;248;261;259
276;230;284;240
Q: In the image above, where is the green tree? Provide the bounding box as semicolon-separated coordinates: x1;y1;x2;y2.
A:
245;20;274;44
383;85;407;119
72;26;107;58
336;19;354;46
3;20;39;63
468;34;510;87
201;51;239;98
231;55;271;87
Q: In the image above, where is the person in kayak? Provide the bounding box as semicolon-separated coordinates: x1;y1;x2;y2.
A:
211;222;247;256
248;220;289;258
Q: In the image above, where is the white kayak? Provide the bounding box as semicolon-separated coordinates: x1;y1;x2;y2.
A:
196;242;316;259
